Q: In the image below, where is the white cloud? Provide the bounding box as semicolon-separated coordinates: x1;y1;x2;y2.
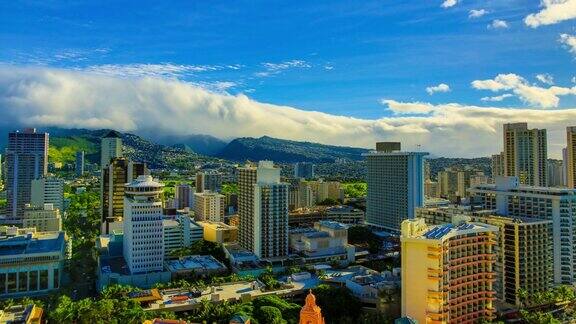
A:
572;76;576;83
536;73;554;85
441;0;458;8
481;94;514;102
380;100;436;114
3;66;576;158
255;60;311;77
525;0;576;28
488;19;509;29
469;9;488;18
472;73;576;108
82;63;231;79
560;33;576;55
425;83;451;95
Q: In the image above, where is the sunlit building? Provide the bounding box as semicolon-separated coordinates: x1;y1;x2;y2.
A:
503;123;547;186
470;176;576;284
101;130;122;168
23;203;62;232
123;175;164;274
238;161;289;260
401;217;497;323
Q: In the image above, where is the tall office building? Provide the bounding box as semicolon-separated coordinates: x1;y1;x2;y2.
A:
5;129;48;220
563;147;569;187
470;176;576;284
503;123;547;186
238;161;289;259
123;175;164;274
101;158;148;234
491;152;504;178
417;206;552;307
100;131;122;168
31;176;64;213
294;162;315;179
195;170;223;193
364;142;428;232
401;217;497;323
547;160;564;187
174;184;194;209
193;191;225;222
566;126;576;188
75;151;84;177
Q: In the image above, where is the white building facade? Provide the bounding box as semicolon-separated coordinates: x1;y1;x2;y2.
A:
123;175;164;274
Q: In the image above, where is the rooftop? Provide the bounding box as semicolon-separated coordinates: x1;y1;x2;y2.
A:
423;222;492;240
0;305;43;323
165;255;226;272
0;232;65;256
317;220;348;230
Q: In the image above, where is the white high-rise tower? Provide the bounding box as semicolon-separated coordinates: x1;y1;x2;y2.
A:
123;175;164;274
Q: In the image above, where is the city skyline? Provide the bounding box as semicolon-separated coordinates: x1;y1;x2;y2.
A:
1;1;576;157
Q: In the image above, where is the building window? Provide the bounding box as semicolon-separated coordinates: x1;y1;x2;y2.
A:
7;273;17;293
40;270;48;290
29;271;38;291
18;272;27;292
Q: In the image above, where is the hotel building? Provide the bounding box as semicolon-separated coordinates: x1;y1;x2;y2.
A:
417;206;552;306
193;191;225;222
238;161;289;260
469;176;576;284
365;142;428;232
401;217;497;323
503;123;547;186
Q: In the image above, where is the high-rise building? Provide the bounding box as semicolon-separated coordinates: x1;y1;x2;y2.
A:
174;184;194;209
238;161;289;259
75;151;84;177
5;129;48;220
31;176;64;213
470;176;576;284
364;142;428;232
438;167;485;201
101;158;148;234
195;170;222;193
566;126;576;188
417;206;552;307
100;131;122;168
503;123;547;186
547;160;564;187
193;191;225;222
401;217;497;323
23;203;62;232
563;147;569;187
123;175;164;274
294;162;315;179
491;152;504;178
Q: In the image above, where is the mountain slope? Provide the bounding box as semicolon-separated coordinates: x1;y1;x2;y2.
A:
217;136;369;163
45;128;216;169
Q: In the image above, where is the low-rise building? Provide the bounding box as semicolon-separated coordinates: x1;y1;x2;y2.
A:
0;229;70;298
289;221;355;266
198;221;238;243
23;203;62;232
165;255;227;279
289;206;364;227
163;215;204;259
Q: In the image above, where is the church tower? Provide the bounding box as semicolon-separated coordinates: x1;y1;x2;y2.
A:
299;290;325;324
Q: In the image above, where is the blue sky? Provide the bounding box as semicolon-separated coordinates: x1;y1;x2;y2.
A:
1;0;576;157
2;0;574;118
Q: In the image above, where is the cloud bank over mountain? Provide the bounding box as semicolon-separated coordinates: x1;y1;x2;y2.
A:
1;66;575;158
